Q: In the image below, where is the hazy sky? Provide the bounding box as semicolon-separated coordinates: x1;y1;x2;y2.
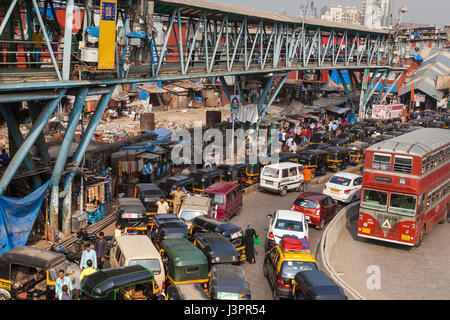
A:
211;0;450;27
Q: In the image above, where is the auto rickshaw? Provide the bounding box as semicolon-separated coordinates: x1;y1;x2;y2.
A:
80;265;162;300
245;164;260;185
326;147;350;172
293;270;347;300
166;283;210;300
428;121;445;129
158;238;209;286
0;247;74;300
351;129;365;142
218;164;247;185
361;136;383;145
208;264;251;300
193;233;240;267
416;117;432;127
444;118;450;129
278;153;303;164
158;175;194;208
296;150;328;177
347;141;369;166
134;183;165;227
190;215;246;262
151;215;189;250
378;134;394;141
329;138;349;147
309;131;332;144
306;142;331;150
386;130;404;137
116;198;147;235
190;168;223;193
362;126;377;137
337;132;356;143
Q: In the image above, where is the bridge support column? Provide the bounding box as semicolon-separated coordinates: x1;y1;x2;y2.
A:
28;103;50;162
61;86;115;233
361;70;387;117
336;70;356;113
257;75;275;113
258;74;289;123
0;90;66;195
50;87;88;233
0;103;41;188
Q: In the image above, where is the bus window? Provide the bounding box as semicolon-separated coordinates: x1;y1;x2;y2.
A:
393;156;413;173
372;154;391;171
388;193;417;215
361;189;388;210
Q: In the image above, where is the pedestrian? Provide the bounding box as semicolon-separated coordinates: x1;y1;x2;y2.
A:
286;135;297;153
306;127;312;144
55;270;73;300
134;105;140;121
31;25;43;68
114;224;122;238
331;121;338;139
79;259;98;282
94;232;107;269
0;149;9;166
60;285;72;300
302;165;312;192
80;243;97;270
244;222;258;264
170;186;186;215
156;197;170;214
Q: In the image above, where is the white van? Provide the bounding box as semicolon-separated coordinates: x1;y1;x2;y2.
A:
110;235;165;291
259;162;304;196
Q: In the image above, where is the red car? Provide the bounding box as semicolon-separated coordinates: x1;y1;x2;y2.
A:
290;192;339;230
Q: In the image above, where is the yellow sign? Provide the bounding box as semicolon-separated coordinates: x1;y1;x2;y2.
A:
401;234;411;241
98;0;117;69
361;227;371;234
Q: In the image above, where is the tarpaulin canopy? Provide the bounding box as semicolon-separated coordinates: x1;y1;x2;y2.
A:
0;181;50;255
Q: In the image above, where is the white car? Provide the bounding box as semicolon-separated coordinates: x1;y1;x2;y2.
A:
265;210;309;251
323;172;362;203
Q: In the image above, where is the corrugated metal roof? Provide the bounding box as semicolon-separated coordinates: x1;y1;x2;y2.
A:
399;50;450;100
154;0;390;34
367;128;450;157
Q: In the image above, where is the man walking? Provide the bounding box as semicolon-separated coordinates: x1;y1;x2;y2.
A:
80;243;97;270
170;186;186;215
55;270;73;300
31;25;43;68
94;232;107;269
79;259;97;282
156;197;170;214
302;165;312;192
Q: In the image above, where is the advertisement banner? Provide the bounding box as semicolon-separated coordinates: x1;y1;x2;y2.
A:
371;104;405;119
229;95;241;122
98;0;117;69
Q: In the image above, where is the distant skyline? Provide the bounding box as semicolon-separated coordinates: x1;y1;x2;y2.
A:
211;0;450;27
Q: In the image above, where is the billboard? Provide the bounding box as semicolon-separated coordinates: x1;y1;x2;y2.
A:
371;104;405;120
98;0;117;69
229;95;241;122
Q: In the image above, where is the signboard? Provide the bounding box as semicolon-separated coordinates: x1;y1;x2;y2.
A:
371;104;405;120
414;94;425;102
229;95;241;122
98;0;117;69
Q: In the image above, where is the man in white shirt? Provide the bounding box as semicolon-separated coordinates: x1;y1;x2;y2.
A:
286;135;297;153
156;197;170;214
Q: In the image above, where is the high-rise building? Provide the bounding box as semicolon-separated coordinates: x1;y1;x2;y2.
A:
380;0;392;28
320;5;343;23
344;6;360;24
363;0;382;29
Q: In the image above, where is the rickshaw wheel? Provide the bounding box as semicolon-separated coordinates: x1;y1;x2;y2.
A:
0;290;10;300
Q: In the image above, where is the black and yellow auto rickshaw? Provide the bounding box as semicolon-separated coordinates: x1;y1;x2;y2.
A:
362;126;377;137
309;131;332;144
293;270;347;300
166;283;210;300
351;129;365;142
158;238;209;287
378;134;394;141
218;164;246;185
116;198;147;235
208;264;251;300
306;142;331;150
158;175;194;208
362;136;383;145
337;132;356;144
150;215;190;250
326;147;350;172
245;164;260;185
190;168;223;193
297;150;328;177
0;246;73;300
443;118;450;129
428;121;445;129
278;153;303;164
329;137;349;147
134;183;165;227
347;141;369;166
80;265;162;300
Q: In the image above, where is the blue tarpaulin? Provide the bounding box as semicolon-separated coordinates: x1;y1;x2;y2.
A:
331;70;350;85
145;128;172;144
0;181;50;255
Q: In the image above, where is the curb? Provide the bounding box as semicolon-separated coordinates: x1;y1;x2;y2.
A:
318;201;366;300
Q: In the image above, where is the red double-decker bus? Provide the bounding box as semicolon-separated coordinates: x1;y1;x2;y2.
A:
358;128;450;247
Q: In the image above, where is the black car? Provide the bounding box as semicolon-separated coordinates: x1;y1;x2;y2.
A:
190;215;245;260
293;270;347;300
166;283;210;300
208;264;251;300
194;233;240;266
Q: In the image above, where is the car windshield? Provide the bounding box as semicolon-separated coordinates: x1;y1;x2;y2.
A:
180;210;206;221
205;193;224;206
293;199;320;209
280;261;318;279
389;193;417;216
274;219;304;232
329;176;352;186
262;167;279;178
48;260;70;282
361;189;388;210
129;259;161;275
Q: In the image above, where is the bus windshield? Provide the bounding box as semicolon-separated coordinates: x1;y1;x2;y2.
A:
389;193;417;216
361;189;388;210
